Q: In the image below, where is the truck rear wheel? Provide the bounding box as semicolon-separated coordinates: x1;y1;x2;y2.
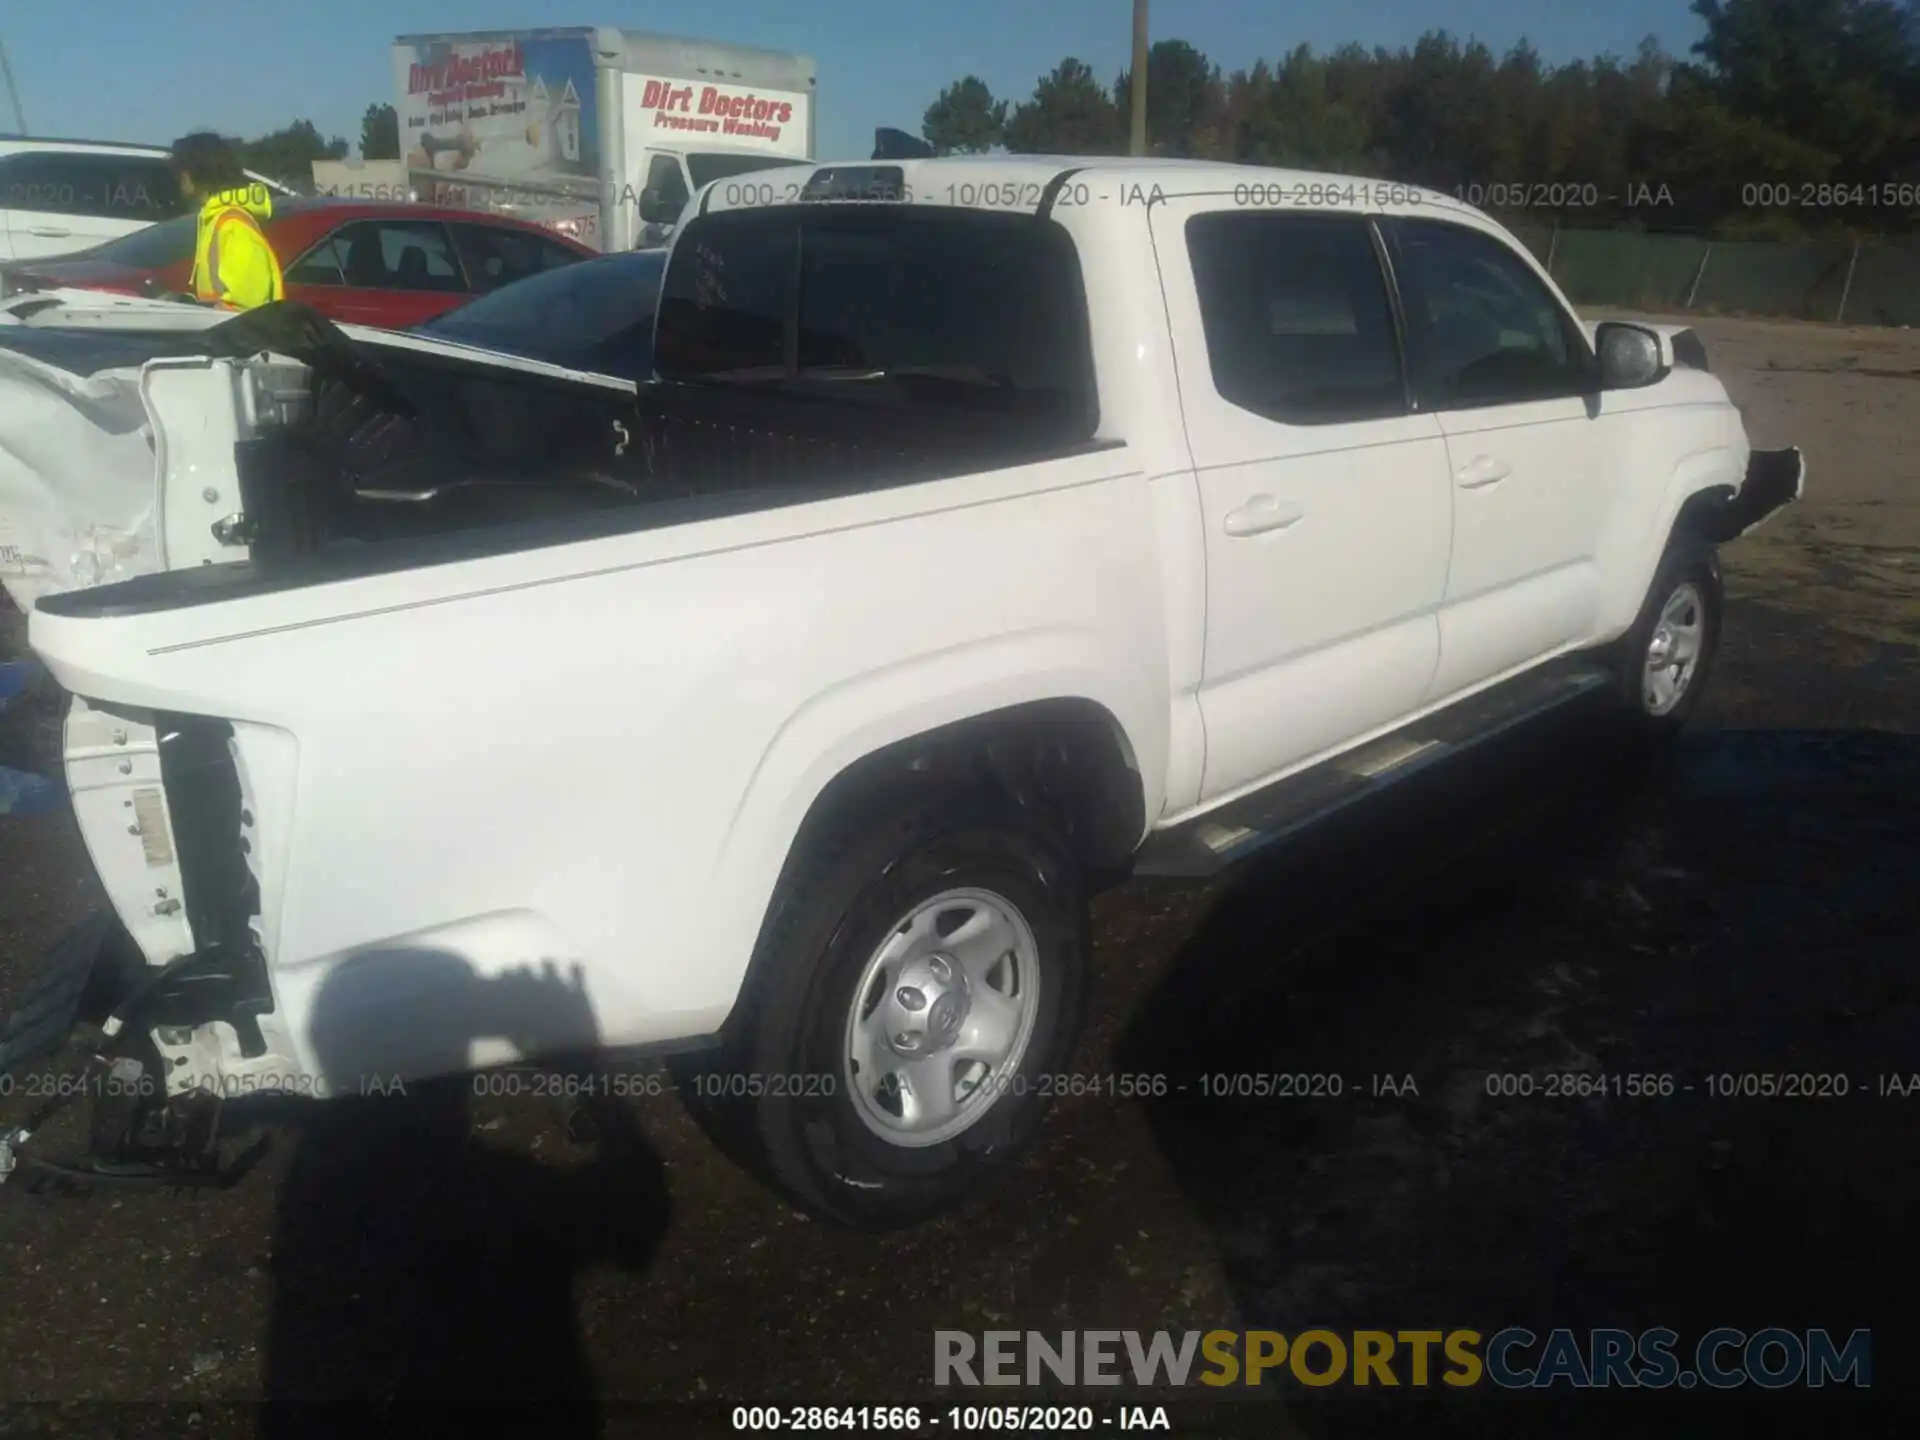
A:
676;798;1088;1229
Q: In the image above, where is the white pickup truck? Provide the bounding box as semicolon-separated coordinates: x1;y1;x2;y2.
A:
0;157;1801;1225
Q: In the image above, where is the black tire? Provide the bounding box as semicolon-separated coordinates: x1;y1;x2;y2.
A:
1609;545;1722;738
673;795;1088;1230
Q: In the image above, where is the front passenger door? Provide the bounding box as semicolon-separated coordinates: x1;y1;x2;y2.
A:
1385;218;1606;701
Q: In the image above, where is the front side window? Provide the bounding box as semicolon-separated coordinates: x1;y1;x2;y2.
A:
644;154;691;213
1184;212;1406;425
1390;219;1591;407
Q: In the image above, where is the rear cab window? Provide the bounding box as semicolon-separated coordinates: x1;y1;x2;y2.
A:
653;204;1098;441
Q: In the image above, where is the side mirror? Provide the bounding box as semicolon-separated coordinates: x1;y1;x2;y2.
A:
637;186;682;225
1594;322;1669;390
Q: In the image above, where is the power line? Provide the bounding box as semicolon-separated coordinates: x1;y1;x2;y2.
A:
0;38;27;134
1129;0;1147;156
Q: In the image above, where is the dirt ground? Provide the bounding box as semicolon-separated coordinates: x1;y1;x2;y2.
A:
0;314;1916;1438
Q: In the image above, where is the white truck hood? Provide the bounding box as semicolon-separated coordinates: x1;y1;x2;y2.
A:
0;293;635;612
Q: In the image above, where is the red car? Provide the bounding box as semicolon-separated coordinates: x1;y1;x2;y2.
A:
0;198;597;327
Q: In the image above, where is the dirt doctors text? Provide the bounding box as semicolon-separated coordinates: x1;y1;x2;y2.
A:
933;1328;1871;1389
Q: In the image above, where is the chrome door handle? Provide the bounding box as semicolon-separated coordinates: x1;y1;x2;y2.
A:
1223;494;1305;537
1456;455;1512;489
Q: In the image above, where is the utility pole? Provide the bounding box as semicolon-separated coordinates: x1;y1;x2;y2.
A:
0;39;27;135
1129;0;1148;156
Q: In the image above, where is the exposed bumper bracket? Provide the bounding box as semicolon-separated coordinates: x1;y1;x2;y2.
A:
0;919;274;1194
1702;446;1806;543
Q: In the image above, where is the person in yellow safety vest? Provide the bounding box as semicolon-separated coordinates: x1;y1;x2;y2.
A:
170;132;285;311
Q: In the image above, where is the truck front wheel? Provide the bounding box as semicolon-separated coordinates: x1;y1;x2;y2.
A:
1611;547;1723;736
676;799;1088;1229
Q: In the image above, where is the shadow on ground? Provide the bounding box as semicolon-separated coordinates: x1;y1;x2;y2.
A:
1117;714;1918;1436
256;950;673;1436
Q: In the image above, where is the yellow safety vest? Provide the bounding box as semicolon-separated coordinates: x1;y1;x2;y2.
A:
190;185;285;311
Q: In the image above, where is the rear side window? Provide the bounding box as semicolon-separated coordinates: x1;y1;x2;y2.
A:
1185;212;1406;425
654;206;1096;433
0;152;181;220
286;219;467;292
450;222;583;292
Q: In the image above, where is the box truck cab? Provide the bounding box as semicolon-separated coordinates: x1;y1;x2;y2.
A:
394;26;814;251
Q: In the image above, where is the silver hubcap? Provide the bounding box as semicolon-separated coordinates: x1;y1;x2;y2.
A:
843;886;1041;1148
1643;582;1706;716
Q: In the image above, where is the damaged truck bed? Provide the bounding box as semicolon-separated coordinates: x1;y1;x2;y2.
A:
3;298;1080;614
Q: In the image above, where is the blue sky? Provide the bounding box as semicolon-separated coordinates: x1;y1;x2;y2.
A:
5;1;1704;160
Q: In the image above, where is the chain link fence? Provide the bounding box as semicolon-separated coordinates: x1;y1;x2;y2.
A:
1502;218;1920;327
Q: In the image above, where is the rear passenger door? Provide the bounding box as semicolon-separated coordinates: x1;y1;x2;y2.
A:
282;217;472;326
0;151;180;260
1151;202;1452;801
1383;217;1606;700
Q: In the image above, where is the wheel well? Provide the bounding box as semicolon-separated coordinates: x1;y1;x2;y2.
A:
722;699;1145;1033
787;698;1146;884
1669;484;1737;559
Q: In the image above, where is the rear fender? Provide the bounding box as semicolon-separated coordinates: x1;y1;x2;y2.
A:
709;634;1165;1003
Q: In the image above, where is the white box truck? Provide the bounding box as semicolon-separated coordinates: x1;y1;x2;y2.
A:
393;26;815;251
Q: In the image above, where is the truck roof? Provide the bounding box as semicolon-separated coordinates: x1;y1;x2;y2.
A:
694;154;1481;222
